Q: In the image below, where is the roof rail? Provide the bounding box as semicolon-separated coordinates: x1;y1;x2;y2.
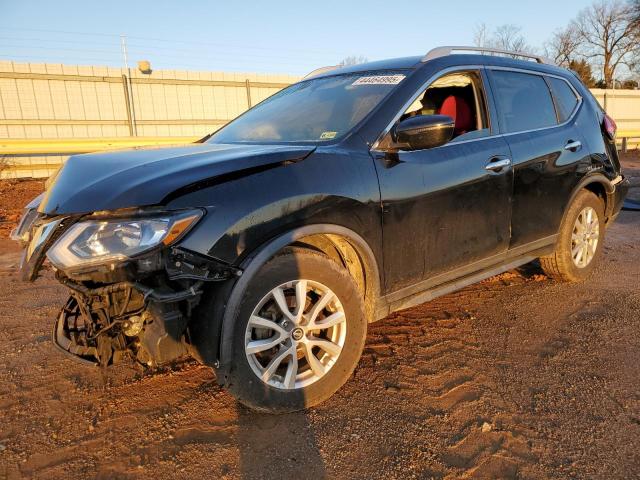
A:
422;46;554;65
303;65;340;79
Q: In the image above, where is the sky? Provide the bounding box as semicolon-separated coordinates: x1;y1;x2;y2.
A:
0;0;595;75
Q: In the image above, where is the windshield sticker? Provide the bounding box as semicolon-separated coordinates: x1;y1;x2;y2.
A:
352;75;405;86
320;131;338;140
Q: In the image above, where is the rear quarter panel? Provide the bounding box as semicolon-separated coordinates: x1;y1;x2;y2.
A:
570;78;621;179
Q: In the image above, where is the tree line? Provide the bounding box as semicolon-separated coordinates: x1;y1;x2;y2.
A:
475;0;639;89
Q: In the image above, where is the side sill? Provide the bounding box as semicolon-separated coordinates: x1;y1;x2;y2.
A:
374;237;556;320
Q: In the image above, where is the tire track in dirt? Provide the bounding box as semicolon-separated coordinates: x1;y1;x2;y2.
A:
355;267;551;479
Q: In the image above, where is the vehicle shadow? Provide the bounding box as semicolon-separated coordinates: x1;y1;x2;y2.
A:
514;259;546;278
230;251;328;479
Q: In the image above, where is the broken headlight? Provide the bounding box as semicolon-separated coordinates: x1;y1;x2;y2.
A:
46;210;202;270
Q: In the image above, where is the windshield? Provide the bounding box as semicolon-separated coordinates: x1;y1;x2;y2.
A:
207;72;407;144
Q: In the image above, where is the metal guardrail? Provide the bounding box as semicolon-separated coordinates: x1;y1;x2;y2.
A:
3;131;639;156
618;131;640;153
0;136;199;156
1;130;638;175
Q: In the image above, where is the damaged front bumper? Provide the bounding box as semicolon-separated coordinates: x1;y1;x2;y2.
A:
52;284;198;367
16;208;239;368
46;250;238;367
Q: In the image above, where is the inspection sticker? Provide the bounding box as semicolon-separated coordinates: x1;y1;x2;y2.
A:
320;131;338;140
352;74;405;86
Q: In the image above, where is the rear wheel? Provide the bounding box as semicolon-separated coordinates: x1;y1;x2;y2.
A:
540;190;605;282
225;250;367;412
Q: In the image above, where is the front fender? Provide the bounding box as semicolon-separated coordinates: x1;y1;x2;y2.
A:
182;193;379;265
166;148;383;372
167;149;382;266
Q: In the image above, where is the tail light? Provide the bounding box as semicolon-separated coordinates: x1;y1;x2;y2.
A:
603;113;617;140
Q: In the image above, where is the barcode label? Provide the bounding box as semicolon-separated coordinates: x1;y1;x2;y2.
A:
352;75;405;86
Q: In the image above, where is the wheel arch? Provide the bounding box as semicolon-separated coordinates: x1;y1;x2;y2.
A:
214;224;381;381
566;173;614;222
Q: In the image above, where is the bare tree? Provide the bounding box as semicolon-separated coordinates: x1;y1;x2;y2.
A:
473;23;532;53
493;25;530;52
473;23;490;49
572;0;639;87
630;0;640;75
632;0;640;24
545;25;582;66
339;55;368;66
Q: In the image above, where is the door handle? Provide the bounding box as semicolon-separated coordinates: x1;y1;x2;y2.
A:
485;157;511;172
564;140;582;152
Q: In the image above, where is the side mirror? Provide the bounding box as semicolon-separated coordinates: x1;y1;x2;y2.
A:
393;114;455;151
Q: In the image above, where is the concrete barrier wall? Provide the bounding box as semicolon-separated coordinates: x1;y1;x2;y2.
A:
0;60;638;179
0;61;300;177
590;89;640;134
0;60;299;140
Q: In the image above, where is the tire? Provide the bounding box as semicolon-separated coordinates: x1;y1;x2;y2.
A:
540;189;605;282
225;250;367;413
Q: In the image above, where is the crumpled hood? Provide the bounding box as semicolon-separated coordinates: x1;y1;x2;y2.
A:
39;143;315;215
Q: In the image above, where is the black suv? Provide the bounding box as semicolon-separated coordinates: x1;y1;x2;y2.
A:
13;46;628;412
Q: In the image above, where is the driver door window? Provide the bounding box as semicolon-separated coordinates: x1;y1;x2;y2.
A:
402;71;490;144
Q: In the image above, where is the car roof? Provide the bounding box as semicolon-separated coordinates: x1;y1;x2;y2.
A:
307;53;572;81
453;54;571;77
307;56;423;78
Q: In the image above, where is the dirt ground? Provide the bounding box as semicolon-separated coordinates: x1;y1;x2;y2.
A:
0;155;639;479
0;179;45;239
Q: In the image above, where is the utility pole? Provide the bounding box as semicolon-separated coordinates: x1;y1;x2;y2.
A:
120;35;137;136
120;34;129;71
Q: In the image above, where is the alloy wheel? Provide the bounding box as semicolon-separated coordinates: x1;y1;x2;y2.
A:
571;206;600;268
244;279;347;390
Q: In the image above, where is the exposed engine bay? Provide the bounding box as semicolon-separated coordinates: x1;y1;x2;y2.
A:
14;205;241;368
54;277;199;367
51;247;241;367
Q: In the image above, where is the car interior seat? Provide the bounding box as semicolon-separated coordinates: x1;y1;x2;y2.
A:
437;95;474;136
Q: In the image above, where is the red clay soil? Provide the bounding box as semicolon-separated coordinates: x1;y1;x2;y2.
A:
0;153;638;479
0;179;45;239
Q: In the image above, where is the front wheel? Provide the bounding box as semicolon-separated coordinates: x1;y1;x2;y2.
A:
540;189;605;282
225;250;367;412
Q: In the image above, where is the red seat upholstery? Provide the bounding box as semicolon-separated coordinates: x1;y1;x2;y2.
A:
438;95;473;135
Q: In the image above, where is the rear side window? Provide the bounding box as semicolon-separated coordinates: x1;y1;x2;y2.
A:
490;70;557;133
547;77;579;122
